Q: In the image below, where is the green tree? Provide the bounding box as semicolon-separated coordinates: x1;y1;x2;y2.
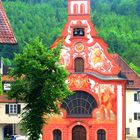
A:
8;38;71;140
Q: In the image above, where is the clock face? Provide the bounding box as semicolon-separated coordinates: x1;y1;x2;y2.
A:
74;42;84;52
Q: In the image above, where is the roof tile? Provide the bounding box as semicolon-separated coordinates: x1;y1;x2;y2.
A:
112;54;140;89
0;1;17;44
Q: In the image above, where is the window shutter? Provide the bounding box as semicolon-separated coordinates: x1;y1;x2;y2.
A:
5;104;9;114
17;104;21;114
134;93;137;101
134;113;137;120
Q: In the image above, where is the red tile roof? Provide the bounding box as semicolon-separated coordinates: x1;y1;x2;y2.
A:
2;75;13;82
112;54;140;89
0;1;17;44
0;94;16;103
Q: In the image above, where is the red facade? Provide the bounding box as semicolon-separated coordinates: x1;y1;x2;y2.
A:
43;0;126;140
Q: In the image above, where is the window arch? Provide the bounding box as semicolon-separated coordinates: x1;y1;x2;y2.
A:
73;4;78;14
97;129;106;140
74;57;84;72
61;91;98;118
80;4;85;14
53;129;62;140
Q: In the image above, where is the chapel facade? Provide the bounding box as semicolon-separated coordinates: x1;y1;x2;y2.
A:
42;0;126;140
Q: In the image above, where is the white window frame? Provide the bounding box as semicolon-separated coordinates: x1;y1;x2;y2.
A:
9;104;18;115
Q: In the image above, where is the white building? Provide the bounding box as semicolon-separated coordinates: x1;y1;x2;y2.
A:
113;54;140;140
0;94;25;140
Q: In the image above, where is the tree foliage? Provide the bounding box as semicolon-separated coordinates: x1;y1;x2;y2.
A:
8;38;71;140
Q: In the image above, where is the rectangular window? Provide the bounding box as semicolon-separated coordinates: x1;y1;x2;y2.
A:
137;127;140;138
138;92;140;101
9;104;17;114
134;93;138;101
134;113;140;120
126;128;130;135
134;113;137;120
5;104;21;115
138;113;140;120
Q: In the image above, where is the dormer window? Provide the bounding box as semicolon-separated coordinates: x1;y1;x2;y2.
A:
73;28;84;36
127;80;134;86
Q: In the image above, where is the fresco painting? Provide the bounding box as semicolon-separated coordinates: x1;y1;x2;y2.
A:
95;84;116;121
88;43;113;73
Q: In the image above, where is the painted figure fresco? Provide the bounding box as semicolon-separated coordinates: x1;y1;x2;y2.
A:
88;44;113;73
61;46;70;66
97;85;117;120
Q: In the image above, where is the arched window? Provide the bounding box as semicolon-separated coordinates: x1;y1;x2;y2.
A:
53;129;62;140
74;57;84;72
61;91;98;118
80;4;85;14
74;4;78;14
97;129;106;140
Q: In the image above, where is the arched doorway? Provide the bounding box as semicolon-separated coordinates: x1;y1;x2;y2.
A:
97;129;106;140
72;125;86;140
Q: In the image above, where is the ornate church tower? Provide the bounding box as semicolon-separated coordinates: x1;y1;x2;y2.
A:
43;0;126;140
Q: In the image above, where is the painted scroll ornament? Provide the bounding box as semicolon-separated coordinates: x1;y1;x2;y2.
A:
74;42;84;53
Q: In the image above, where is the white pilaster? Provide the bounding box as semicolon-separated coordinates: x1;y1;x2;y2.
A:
117;85;123;140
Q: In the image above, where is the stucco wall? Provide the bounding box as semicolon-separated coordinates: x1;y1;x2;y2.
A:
126;90;140;139
0;103;25;124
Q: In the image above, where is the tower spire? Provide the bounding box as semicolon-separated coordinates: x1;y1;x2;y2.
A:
68;0;90;16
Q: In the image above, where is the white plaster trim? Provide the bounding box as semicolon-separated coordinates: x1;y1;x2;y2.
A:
117;85;122;140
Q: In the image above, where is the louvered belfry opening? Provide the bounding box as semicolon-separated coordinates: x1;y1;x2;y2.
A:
74;57;84;72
